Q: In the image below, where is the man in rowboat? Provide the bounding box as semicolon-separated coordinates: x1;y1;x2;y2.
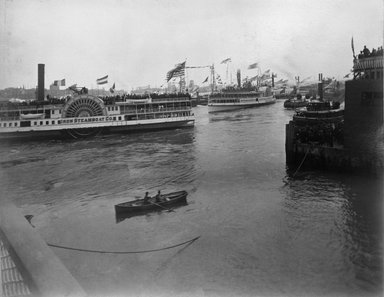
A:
143;192;150;204
155;190;161;202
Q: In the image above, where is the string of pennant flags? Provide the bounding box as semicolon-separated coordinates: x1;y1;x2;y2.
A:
50;59;343;94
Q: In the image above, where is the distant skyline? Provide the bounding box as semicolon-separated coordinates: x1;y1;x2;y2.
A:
0;0;383;90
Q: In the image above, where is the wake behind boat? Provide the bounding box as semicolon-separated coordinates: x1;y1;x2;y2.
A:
114;190;188;214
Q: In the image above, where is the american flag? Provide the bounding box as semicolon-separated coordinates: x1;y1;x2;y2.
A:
166;62;186;82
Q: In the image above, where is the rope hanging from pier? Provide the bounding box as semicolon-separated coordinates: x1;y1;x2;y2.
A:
292;148;310;178
47;236;200;254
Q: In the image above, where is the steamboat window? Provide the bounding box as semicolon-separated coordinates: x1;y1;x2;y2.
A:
118;116;121;120
40;121;43;125
51;121;55;124
113;117;116;120
34;121;37;125
46;121;49;125
14;123;17;127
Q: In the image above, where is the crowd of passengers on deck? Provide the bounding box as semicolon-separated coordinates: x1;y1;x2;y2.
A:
100;92;191;105
357;46;383;59
0;92;192;108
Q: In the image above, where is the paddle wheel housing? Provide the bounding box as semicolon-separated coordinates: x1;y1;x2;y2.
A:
62;95;107;138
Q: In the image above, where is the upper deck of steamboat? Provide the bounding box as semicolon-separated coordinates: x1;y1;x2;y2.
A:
0;93;193;122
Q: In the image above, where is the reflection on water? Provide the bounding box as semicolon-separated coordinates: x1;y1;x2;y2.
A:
0;102;382;297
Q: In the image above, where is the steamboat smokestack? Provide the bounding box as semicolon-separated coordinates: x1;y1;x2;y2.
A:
237;69;241;88
37;64;45;101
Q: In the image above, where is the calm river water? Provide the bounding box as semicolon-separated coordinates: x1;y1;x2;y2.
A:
0;100;382;297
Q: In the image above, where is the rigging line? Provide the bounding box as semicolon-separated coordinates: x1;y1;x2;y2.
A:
47;236;200;254
185;66;208;68
292;147;310;178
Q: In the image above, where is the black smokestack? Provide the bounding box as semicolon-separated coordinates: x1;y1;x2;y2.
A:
37;64;45;101
237;69;241;88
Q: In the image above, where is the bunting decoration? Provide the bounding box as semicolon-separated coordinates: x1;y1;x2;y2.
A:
263;69;271;77
53;79;66;86
260;73;270;80
110;83;115;93
248;63;258;69
166;61;186;82
97;75;108;85
275;79;284;84
220;58;231;64
249;75;258;82
68;84;77;91
216;74;223;85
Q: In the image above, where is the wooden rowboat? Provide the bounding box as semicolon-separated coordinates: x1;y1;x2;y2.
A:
114;190;188;214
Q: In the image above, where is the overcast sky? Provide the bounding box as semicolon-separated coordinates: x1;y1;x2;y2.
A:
0;0;382;90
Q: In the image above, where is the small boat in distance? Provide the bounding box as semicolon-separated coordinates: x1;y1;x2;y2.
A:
114;190;188;214
283;95;309;109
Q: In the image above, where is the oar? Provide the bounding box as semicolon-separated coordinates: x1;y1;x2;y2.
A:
147;199;175;212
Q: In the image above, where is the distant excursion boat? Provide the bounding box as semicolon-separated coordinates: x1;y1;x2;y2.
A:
114;190;188;214
0;93;195;139
208;86;276;113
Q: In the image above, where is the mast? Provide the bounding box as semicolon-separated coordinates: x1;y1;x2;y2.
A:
210;64;216;93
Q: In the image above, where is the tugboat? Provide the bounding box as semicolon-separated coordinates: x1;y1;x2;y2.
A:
283;94;309;109
0;65;195;139
285;43;383;174
293;100;343;123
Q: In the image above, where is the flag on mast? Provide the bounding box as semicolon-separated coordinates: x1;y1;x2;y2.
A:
53;79;66;86
166;61;186;82
110;83;115;93
97;75;108;85
220;58;231;64
248;63;258;69
202;76;209;84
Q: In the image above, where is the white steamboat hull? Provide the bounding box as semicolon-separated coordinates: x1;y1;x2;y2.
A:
0;116;195;139
208;96;276;113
